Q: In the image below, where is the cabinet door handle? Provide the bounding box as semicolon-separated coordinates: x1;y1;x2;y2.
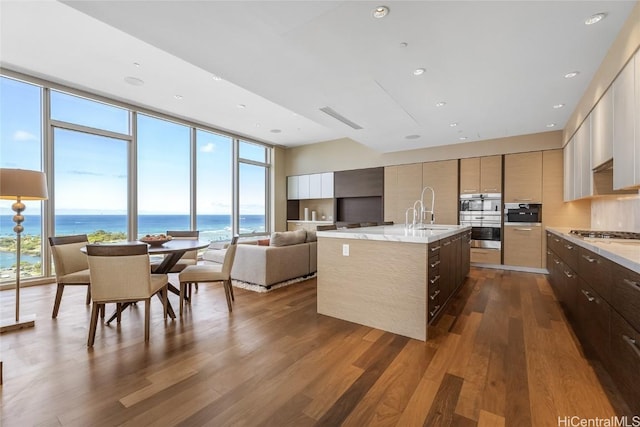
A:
515;228;532;231
430;246;441;252
483;188;498;192
554;238;560;242
429;305;441;317
564;270;574;279
430;275;441;284
581;254;596;263
553;258;560;265
580;289;595;302
430;289;441;300
462;189;476;193
515;198;533;201
564;244;574;250
430;260;440;268
546;250;552;255
622;335;640;359
443;241;451;246
623;278;640;289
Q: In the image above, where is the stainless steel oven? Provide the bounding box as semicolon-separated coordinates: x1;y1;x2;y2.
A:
459;193;502;249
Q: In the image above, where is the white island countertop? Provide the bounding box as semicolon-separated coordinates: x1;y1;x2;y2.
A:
546;227;640;274
317;223;471;244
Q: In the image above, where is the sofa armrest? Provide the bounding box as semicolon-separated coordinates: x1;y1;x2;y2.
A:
231;244;310;287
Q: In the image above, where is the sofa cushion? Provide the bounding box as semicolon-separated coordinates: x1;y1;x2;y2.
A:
305;230;317;242
270;229;307;247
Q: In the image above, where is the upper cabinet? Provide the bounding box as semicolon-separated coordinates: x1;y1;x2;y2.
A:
504;151;543;203
592;86;614;169
613;55;637;190
636;51;640;186
423;159;459;225
334;167;384;198
459;156;501;194
564;138;575;202
287;172;334;200
384;163;422;224
574;117;592;199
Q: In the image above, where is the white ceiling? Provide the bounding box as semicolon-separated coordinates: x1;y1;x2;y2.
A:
0;0;636;152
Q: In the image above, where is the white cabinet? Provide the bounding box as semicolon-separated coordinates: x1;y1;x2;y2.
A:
287;176;299;200
574;118;592;199
287;172;334;200
592;87;614;169
636;52;640;185
564;137;575;202
613;57;636;189
309;174;322;199
298;174;310;199
321;172;334;198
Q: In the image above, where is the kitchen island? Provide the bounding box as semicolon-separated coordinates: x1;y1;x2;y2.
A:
316;224;471;341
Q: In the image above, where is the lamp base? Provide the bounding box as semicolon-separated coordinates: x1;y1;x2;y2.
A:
0;315;35;333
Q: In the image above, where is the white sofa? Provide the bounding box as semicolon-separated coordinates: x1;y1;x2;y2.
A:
203;229;317;288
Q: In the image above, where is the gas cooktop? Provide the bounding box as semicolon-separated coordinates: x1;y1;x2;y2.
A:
569;230;640;240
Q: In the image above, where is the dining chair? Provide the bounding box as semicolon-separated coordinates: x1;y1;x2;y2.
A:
345;223;361;228
316;224;337;231
85;243;168;346
360;222;378;227
48;234;92;318
178;235;239;314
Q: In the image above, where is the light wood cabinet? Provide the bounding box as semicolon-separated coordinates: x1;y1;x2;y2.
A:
459;156;501;194
383;166;398;223
592;86;614;169
470;248;501;264
613;56;636;189
422;159;458;225
480;155;502;193
384;163;422;224
459;158;481;194
503;224;542;268
504;151;542;203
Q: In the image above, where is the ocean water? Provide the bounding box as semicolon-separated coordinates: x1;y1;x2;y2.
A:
0;214;265;270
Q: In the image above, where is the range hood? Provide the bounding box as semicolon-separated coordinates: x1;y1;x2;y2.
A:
592;159;638;196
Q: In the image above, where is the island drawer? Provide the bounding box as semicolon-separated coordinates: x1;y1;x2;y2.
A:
428;241;441;259
428;292;441;322
577;247;613;302
611;265;640;333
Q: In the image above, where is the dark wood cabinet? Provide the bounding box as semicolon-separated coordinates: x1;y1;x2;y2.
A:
547;230;639;414
334;167;384;198
428;241;441;322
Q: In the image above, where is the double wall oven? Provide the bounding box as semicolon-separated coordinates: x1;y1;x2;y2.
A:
459;193;501;249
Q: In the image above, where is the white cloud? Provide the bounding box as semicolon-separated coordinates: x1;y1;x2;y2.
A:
200;142;216;153
13;130;38;141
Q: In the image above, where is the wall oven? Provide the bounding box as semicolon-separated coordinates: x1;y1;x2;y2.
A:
460;193;501;249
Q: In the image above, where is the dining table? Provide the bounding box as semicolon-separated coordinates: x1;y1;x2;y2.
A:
81;238;211;323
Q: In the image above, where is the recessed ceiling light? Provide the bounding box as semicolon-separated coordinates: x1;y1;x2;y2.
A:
237;104;246;109
435;102;446;107
212;74;222;81
255;123;261;128
459;136;468;141
585;12;607;25
564;71;580;79
174;94;183;100
413;68;426;76
546;123;556;128
400;42;408;48
372;6;389;19
270;129;282;133
553;103;565;109
405;134;420;140
133;62;140;68
124;76;144;86
449;122;458;127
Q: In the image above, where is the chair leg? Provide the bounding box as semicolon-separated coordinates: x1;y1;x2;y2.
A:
85;286;91;305
144;298;151;342
163;287;168;320
223;280;233;312
100;304;105;319
229;279;235;301
87;302;100;347
116;303;122;323
179;282;185;316
52;284;64;318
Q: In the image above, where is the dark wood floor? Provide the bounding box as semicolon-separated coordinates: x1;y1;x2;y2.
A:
0;268;628;426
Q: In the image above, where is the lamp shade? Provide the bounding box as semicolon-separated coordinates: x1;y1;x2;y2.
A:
0;168;48;200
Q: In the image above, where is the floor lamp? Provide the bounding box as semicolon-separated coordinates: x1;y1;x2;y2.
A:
0;168;48;333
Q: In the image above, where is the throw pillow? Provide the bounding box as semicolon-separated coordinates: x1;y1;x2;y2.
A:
305;230;317;242
270;229;307;247
257;238;270;246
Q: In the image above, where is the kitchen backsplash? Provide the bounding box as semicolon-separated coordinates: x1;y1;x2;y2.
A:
591;193;640;231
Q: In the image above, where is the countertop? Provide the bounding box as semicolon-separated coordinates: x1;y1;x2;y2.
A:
546;227;640;274
316;223;471;244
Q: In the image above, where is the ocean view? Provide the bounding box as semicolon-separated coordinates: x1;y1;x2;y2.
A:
0;214;265;272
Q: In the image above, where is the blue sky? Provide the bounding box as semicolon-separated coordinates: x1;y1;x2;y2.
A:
0;76;266;216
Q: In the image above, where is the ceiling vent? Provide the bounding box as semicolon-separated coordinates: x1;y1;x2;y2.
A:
319;106;363;130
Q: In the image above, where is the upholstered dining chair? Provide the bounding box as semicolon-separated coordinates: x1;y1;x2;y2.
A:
178;235;239;314
316;224;337;231
345;223;361;228
48;234;92;318
85;243;168;346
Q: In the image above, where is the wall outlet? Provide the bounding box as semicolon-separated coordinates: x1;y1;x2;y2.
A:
342;244;349;256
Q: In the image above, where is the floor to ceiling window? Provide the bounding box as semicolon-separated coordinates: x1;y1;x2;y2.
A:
0;77;44;281
196;129;232;241
238;140;269;235
50;90;131;244
137;114;190;238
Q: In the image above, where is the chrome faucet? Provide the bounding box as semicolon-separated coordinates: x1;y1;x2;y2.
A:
420;186;435;225
405;206;417;229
